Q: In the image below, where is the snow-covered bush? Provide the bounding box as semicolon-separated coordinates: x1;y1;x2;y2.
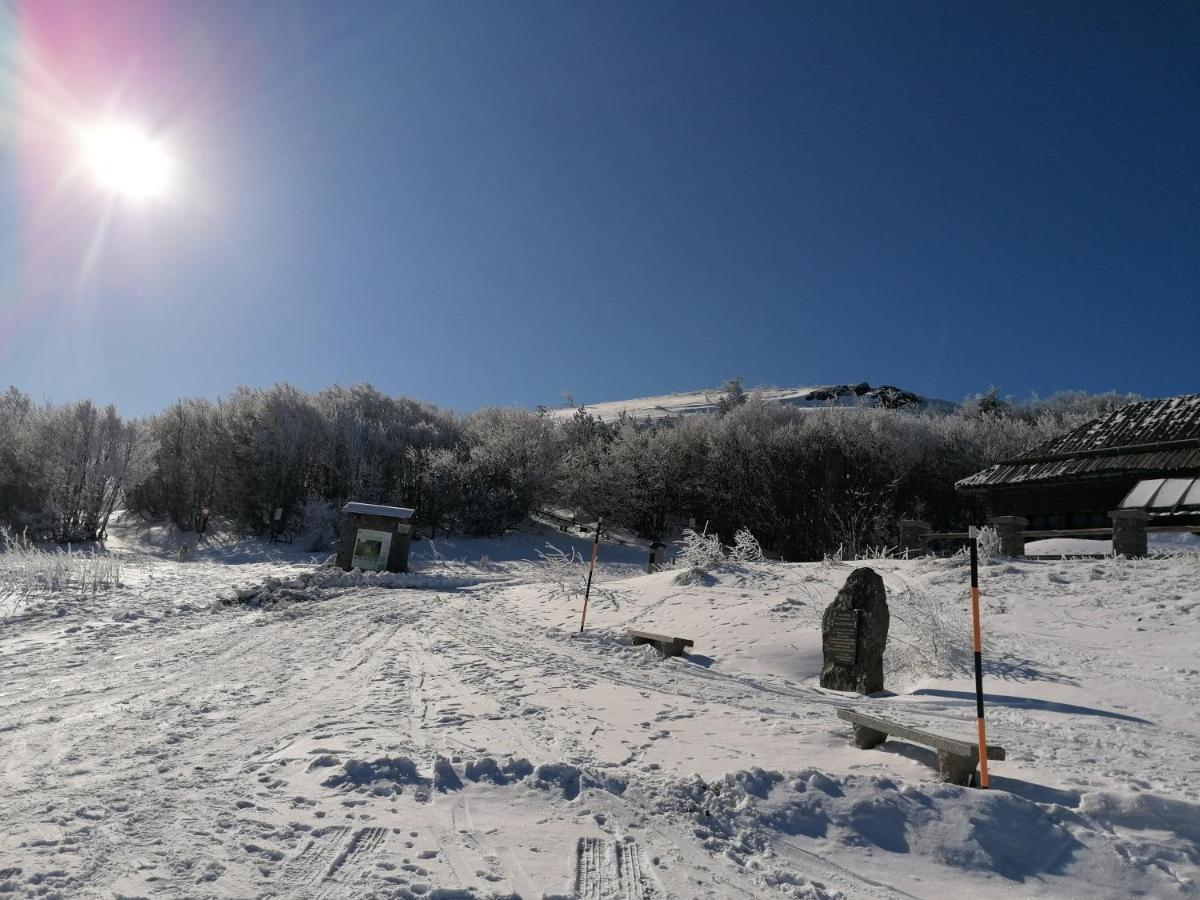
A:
885;582;971;686
534;542;622;610
534;542;587;602
0;527;122;622
857;545;898;561
727;527;764;563
975;525;1001;560
677;528;726;570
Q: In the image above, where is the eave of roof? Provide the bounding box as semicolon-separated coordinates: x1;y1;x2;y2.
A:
958;447;1200;491
956;393;1200;492
341;502;415;519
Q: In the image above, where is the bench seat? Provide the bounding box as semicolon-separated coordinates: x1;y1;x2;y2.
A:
837;707;1005;786
627;629;694;658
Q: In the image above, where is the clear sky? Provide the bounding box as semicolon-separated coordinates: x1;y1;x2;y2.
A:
2;1;1197;415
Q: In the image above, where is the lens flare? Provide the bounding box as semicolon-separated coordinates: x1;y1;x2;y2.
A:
83;123;173;201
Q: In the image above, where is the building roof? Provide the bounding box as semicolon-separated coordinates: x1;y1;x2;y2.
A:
957;394;1200;491
341;502;415;519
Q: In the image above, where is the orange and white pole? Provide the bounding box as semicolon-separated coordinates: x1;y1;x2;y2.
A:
969;525;990;789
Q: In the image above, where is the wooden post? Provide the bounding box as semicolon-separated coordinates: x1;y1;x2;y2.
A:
969;525;990;789
579;518;602;633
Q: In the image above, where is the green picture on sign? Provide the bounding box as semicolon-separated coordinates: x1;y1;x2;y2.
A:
352;528;392;571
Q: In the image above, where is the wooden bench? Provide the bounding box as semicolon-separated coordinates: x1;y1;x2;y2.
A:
627;629;694;658
837;708;1006;786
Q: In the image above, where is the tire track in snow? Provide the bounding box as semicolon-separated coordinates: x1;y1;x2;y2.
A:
574;837;661;899
322;826;388;884
280;826;351;888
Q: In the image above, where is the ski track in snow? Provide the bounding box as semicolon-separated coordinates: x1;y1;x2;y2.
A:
1;530;1198;898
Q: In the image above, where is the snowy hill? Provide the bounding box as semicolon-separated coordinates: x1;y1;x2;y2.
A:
551;381;952;422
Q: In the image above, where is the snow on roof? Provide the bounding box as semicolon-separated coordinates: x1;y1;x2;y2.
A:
1119;476;1200;513
958;393;1200;491
341;502;415;519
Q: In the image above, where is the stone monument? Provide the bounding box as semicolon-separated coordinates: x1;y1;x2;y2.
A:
820;567;889;694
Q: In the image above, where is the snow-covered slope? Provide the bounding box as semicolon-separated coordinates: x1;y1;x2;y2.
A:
551;382;950;422
1;523;1197;898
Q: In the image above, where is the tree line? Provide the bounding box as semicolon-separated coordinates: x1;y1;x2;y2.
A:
0;381;1136;558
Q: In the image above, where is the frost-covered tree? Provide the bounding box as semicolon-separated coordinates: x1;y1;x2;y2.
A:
131;398;227;531
716;376;748;415
442;407;561;536
0;391;153;541
5;380;1139;557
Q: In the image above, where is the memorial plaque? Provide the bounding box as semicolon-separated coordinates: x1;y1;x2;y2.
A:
827;609;860;665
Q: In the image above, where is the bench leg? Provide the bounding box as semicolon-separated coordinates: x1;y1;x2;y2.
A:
938;750;977;786
851;724;888;750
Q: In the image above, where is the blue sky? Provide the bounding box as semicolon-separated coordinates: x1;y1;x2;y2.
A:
3;1;1198;415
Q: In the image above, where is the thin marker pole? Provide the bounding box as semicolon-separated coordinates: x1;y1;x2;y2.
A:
969;527;990;789
579;518;602;633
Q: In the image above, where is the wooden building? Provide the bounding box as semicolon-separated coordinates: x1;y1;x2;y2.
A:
956;393;1200;529
337;502;415;573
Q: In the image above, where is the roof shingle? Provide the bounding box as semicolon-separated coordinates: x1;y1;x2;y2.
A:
957;394;1200;490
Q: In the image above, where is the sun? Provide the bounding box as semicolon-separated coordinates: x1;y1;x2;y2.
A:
83;123;173;201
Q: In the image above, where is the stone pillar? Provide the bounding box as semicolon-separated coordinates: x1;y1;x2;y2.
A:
897;520;931;558
820;568;889;695
987;516;1028;557
1109;509;1149;558
647;541;666;573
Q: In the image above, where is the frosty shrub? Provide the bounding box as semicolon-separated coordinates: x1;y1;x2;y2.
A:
727;527;764;563
885;583;971;687
419;539;447;564
534;542;586;602
975;525;1001;561
535;542;622;610
0;527;122;622
678;528;726;570
856;545;898;561
821;544;845;566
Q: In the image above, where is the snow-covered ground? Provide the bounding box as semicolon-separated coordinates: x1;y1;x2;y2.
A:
547;383;945;423
1026;531;1200;557
2;519;1198;898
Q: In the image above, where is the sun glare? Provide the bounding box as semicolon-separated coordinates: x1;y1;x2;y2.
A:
83;123;173;201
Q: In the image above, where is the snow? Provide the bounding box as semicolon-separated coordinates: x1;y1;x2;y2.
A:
1151;479;1195;511
342;502;416;519
2;518;1198;898
549;383;942;423
557;385;829;422
1025;537;1113;556
1026;532;1200;557
1120;478;1165;509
